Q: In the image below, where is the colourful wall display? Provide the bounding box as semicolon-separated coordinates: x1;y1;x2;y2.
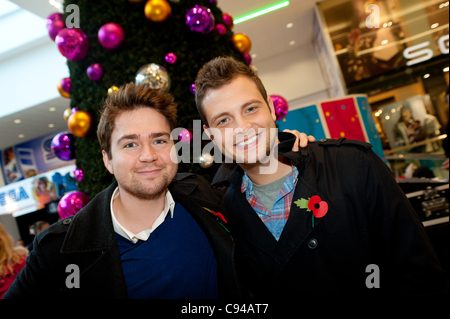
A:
276;94;385;161
0;133;75;185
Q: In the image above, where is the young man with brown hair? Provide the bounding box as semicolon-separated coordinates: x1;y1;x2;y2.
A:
5;83;242;299
195;56;448;301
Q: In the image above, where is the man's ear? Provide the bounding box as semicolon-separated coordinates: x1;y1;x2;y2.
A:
203;125;217;145
102;150;114;175
267;96;277;122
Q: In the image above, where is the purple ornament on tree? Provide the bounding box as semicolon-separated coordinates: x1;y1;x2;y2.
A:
178;129;192;144
98;23;125;50
244;53;252;65
47;19;66;41
214;23;226;36
86;63;103;81
165;52;177;64
60;77;71;94
73;167;84;181
222;13;234;30
55;28;89;61
189;83;196;95
57;191;90;219
185;5;215;34
51;132;76;161
71;107;78;114
270;95;289;121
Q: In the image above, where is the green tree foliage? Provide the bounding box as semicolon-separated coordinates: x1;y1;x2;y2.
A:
62;0;245;198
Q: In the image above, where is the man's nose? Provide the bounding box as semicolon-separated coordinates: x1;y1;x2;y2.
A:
139;144;158;162
234;116;252;133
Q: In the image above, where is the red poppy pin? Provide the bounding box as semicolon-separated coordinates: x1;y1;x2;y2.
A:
294;195;329;228
203;207;230;233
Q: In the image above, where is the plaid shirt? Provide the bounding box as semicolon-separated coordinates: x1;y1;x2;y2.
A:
241;166;299;241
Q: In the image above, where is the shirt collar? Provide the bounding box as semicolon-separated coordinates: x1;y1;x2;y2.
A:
241;165;298;194
110;186;175;243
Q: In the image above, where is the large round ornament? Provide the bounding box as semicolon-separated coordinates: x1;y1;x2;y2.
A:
270;94;289;121
231;33;252;55
55;28;89;61
144;0;172;22
68;110;93;138
178;129;192;144
46;13;66;41
185;5;215;34
214;23;226;36
135;63;171;92
51;132;75;161
98;23;125;50
57;78;71;98
86;63;103;81
57;191;89;219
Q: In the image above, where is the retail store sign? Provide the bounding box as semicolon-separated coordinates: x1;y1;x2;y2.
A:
403;35;449;66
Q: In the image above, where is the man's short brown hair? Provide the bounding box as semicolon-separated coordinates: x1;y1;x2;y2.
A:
194;56;269;127
97;82;177;159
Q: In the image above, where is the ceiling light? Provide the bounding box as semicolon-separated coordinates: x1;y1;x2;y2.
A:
444;67;449;72
381;39;388;45
289;40;295;45
49;107;56;112
286;22;294;28
14;119;21;124
234;1;290;25
251;53;257;58
18;134;25;138
423;73;430;79
48;123;55;128
431;23;439;29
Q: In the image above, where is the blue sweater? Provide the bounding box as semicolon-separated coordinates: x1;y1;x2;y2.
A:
115;203;218;299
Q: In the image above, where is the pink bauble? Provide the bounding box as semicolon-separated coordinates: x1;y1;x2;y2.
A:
73;167;84;181
214;23;226;36
222;13;234;29
55;28;89;61
57;191;89;219
270;95;289;121
178;129;192;144
98;23;125;50
165;52;177;64
47;19;66;41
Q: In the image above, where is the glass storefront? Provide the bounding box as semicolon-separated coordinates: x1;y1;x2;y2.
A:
317;0;449;180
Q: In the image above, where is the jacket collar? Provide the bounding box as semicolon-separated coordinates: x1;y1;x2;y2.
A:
211;131;307;187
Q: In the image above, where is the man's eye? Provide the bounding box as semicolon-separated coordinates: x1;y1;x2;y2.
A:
218;118;228;125
124;142;136;148
246;106;256;113
154;139;167;144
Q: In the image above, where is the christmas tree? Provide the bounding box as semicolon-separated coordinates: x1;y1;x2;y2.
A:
50;0;251;199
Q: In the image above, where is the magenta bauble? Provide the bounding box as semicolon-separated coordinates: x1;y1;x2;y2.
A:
55;28;89;61
57;191;89;219
270;95;289;121
98;23;125;50
86;63;103;81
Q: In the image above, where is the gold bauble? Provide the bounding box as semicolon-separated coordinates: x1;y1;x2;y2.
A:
68;110;93;138
144;0;171;23
231;33;252;55
57;80;70;98
63;108;72;122
108;86;119;95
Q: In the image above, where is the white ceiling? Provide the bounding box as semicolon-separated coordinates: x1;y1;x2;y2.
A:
0;0;319;150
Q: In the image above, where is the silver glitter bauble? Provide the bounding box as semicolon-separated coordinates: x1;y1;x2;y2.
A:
135;63;171;92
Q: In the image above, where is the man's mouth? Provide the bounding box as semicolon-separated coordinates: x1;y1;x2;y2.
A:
235;134;260;148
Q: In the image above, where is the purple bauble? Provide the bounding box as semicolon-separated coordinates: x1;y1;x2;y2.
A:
51;132;75;161
185;5;215;34
47;19;66;41
214;23;226;36
98;23;125;50
189;83;196;95
57;191;89;219
71;107;78;114
60;77;71;94
165;52;177;64
178;129;192;144
244;53;252;65
270;95;289;121
86;63;103;81
55;28;89;61
73;167;84;181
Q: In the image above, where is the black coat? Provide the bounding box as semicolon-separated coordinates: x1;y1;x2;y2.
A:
4;174;242;299
212;132;448;300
